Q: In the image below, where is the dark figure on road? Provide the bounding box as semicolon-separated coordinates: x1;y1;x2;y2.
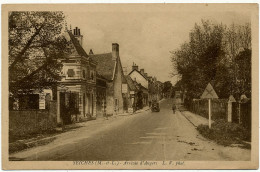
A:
172;104;176;114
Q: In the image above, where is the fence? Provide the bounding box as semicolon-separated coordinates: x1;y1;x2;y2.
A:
9;101;57;138
189;98;251;129
190;99;227;120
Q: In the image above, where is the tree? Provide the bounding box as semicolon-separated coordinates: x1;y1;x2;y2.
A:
9;11;68;96
234;49;251;98
171;20;225;99
162;81;172;97
171;20;251;102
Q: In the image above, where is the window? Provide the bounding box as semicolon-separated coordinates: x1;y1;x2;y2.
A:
91;71;94;80
83;70;86;78
67;69;75;77
114;98;118;107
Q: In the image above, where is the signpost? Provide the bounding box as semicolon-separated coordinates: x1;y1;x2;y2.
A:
201;83;218;129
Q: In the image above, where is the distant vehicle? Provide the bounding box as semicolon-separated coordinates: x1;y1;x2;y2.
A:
151;101;160;112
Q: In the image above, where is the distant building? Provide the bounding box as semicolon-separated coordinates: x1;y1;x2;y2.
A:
125;75;138;112
128;64;149;106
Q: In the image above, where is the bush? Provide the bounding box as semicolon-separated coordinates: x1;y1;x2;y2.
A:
197;119;251;147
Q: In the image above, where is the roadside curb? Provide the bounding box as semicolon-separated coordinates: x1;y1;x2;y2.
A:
179;111;197;127
9;136;56;154
179;110;210;128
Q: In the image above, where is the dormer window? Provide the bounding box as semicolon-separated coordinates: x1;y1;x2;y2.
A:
67;69;75;77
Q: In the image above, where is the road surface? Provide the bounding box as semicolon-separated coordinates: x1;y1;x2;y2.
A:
10;99;250;161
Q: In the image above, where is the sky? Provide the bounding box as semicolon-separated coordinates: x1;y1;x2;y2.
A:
64;4;251;85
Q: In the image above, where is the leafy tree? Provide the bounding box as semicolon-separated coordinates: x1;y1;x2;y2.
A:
162;81;172;98
234;49;251;98
171;20;251;102
9;11;68;96
163;81;172;92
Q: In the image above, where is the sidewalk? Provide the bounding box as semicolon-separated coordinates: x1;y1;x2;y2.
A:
180;110;210;127
9;106;150;155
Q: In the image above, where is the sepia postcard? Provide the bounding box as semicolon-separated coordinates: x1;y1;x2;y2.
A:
2;3;259;170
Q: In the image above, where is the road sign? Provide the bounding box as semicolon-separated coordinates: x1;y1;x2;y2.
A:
201;83;218;99
200;83;218;129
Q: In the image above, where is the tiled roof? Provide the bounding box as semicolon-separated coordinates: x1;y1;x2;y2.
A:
125;75;137;91
67;31;89;58
90;53;116;81
128;69;148;80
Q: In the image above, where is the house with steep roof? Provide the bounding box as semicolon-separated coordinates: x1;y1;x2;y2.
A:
57;27;97;124
125;75;138;112
128;63;149;107
90;43;129;115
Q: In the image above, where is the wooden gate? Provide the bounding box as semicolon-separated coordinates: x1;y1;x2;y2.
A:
60;92;79;125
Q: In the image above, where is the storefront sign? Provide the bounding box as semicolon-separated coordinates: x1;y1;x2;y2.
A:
39;94;45;109
122;84;128;93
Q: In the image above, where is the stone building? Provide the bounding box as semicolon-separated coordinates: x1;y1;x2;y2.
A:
95;72;108;118
57;27;97;124
90;43;128;115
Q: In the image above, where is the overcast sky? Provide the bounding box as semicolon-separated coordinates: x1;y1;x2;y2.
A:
65;4;251;84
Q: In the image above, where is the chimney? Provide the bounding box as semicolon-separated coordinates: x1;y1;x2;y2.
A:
112;43;119;61
144;73;148;78
140;69;144;75
132;62;139;71
89;49;94;55
73;27;83;46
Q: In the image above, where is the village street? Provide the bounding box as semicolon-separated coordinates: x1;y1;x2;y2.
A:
9;99;250;161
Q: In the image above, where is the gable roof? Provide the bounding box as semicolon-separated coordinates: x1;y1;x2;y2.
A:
125;75;137;91
128;69;148;80
90;53;116;80
67;31;89;58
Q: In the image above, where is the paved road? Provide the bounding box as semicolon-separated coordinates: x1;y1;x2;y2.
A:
10;99;250;161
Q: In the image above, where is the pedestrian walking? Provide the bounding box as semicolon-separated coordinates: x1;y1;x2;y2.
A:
172;103;176;114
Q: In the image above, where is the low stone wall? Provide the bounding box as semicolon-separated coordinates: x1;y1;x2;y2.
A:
9;101;57;137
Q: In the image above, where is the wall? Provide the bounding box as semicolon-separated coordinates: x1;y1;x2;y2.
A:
9;101;57;137
96;86;106;118
113;59;124;114
106;82;114;115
